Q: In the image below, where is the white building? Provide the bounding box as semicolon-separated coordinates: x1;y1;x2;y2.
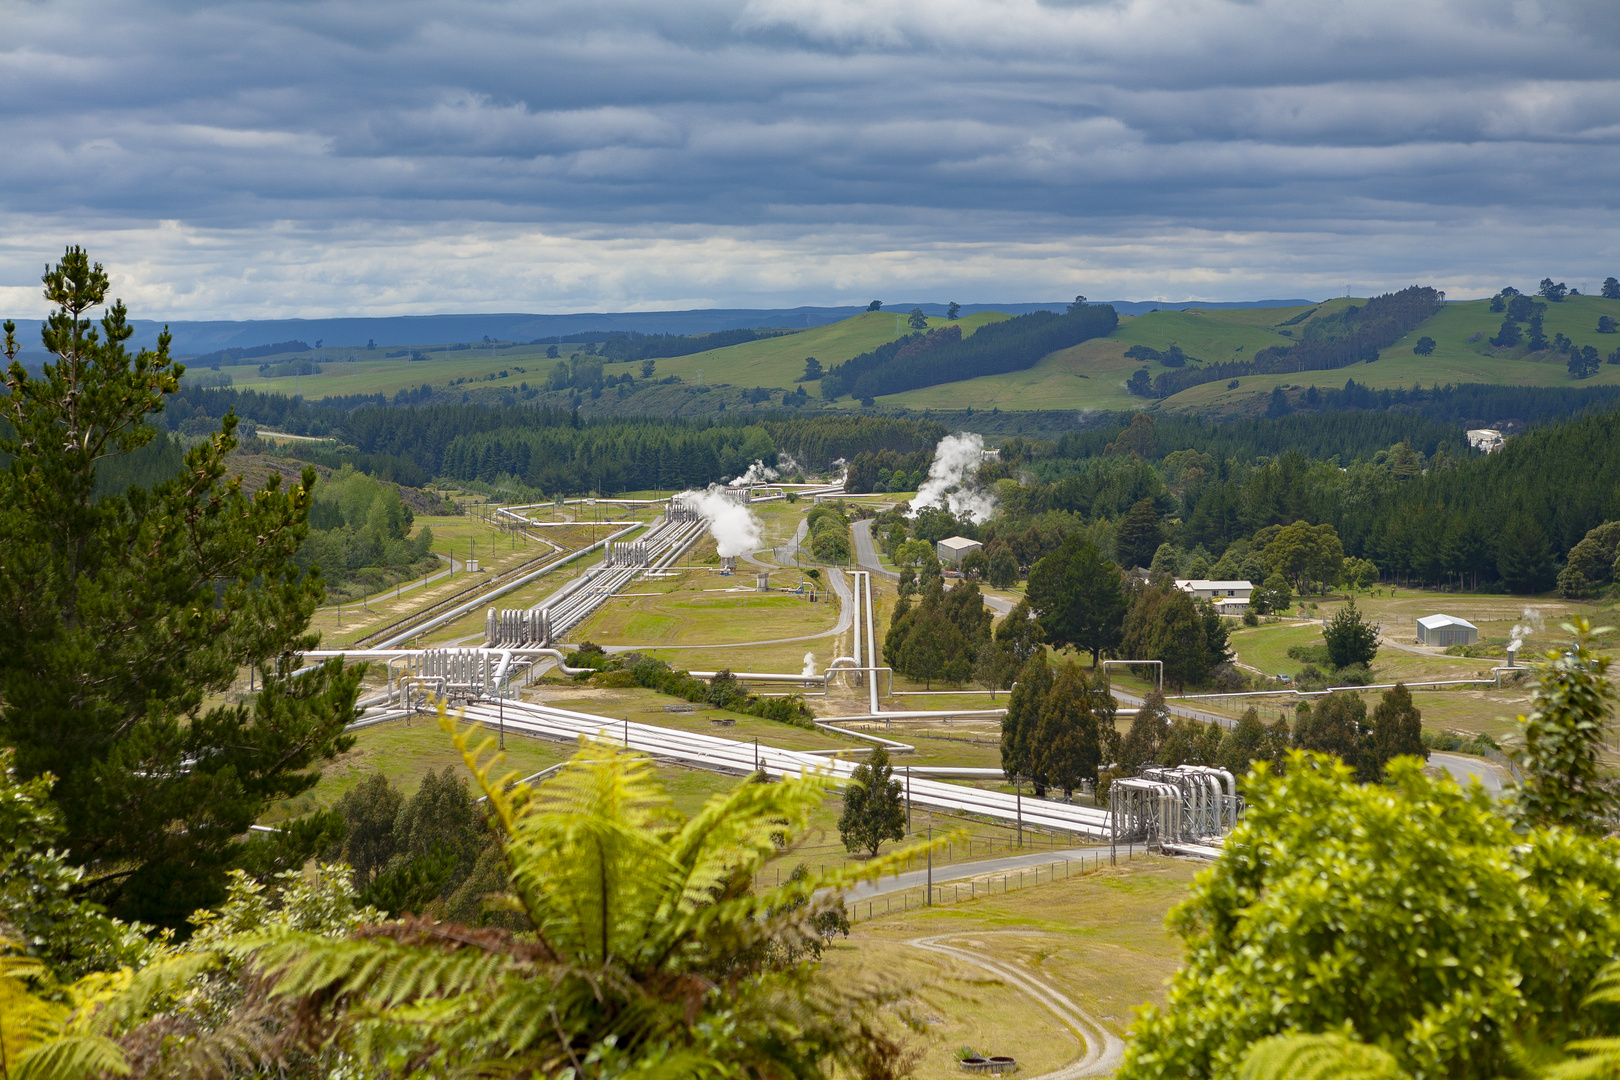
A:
1175;579;1255;614
936;536;984;567
1416;614;1478;647
1467;429;1505;453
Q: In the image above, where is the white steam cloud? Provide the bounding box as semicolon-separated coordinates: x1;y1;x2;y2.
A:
908;432;998;523
679;486;764;558
729;459;780;487
1510;607;1544;652
802;651;818;677
777;452;802;476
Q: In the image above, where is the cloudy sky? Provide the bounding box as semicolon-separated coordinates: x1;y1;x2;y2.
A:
2;0;1617;318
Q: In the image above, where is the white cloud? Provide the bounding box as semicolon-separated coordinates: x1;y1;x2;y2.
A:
0;0;1616;317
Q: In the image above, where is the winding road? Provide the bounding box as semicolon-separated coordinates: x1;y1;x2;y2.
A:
908;932;1125;1079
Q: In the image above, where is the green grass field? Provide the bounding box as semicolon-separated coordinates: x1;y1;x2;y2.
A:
828;856;1199;1079
880;294;1620;413
647;310;1010;390
211;344;555;402
200;313;1013;403
188;293;1620;414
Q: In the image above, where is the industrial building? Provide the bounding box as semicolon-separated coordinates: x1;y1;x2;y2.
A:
936;535;983;567
1416;613;1479;647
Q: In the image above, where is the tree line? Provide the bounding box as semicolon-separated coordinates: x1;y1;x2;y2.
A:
981;407;1620;592
593;326;798;363
1128;286;1444;399
821;302;1118;400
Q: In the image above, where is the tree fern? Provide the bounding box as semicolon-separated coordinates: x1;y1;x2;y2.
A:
1540;959;1620;1079
0;939;132;1079
1239;1032;1411;1080
236;703;942;1077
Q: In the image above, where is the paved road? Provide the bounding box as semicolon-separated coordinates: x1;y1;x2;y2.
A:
1430;751;1507;796
851;520;897;580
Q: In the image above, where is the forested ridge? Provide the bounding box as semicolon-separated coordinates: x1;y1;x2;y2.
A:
299;407;944;493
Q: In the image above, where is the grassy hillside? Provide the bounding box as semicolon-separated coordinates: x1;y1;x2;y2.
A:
191;292;1620;416
645;309;1010;389
204;312;1012;403
218;349;547;401
882;294;1620;413
1164;293;1620;411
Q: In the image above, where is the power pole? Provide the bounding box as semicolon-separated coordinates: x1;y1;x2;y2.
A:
1015;776;1024;848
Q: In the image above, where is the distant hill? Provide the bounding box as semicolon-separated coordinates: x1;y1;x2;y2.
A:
2;298;1323;356
878;294;1620;415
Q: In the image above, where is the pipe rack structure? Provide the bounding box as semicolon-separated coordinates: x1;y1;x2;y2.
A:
1109;764;1240;861
485;510;706;648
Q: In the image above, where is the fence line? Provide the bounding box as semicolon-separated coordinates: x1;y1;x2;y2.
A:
846;848;1133;923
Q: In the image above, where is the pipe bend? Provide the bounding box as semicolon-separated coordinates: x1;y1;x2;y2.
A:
530;647;595;676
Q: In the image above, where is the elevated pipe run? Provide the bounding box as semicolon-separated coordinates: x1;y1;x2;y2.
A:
450;698;1114;839
374;524;641;649
1170;673;1515;700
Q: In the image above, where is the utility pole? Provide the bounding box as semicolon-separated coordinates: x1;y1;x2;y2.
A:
926;824;933;906
1015;776;1024;848
906;768;912;831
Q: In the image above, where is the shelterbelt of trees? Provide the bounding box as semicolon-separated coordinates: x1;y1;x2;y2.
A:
1127;286;1444;399
820;300;1118;400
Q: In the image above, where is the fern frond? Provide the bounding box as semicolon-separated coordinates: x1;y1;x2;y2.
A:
1544;1039;1620;1080
1584;959;1620;1007
94;952;220;1032
249;931;520;1009
11;1032;131;1080
1239;1032;1411;1080
439;705;530;834
663;769;830;913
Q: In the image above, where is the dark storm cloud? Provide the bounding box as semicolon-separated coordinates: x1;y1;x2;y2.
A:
0;0;1616;316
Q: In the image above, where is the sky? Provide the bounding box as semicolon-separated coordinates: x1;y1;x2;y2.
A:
2;0;1618;319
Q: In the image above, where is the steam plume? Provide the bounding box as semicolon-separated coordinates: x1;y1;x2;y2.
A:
909;432;998;523
801;651;818;677
1510;607;1543;652
678;486;763;557
729;459;780;487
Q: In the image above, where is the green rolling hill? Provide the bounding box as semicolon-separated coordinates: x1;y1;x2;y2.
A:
191;292;1620;418
877;293;1620;413
642;309;1010;388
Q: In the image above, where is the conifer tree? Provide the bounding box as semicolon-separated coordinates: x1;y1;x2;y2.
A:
0;248;360;928
1033;662;1104;798
1001;654;1053;793
1216;707;1268;777
1370;683;1426;780
1025;534;1127;665
1323;599;1379;668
